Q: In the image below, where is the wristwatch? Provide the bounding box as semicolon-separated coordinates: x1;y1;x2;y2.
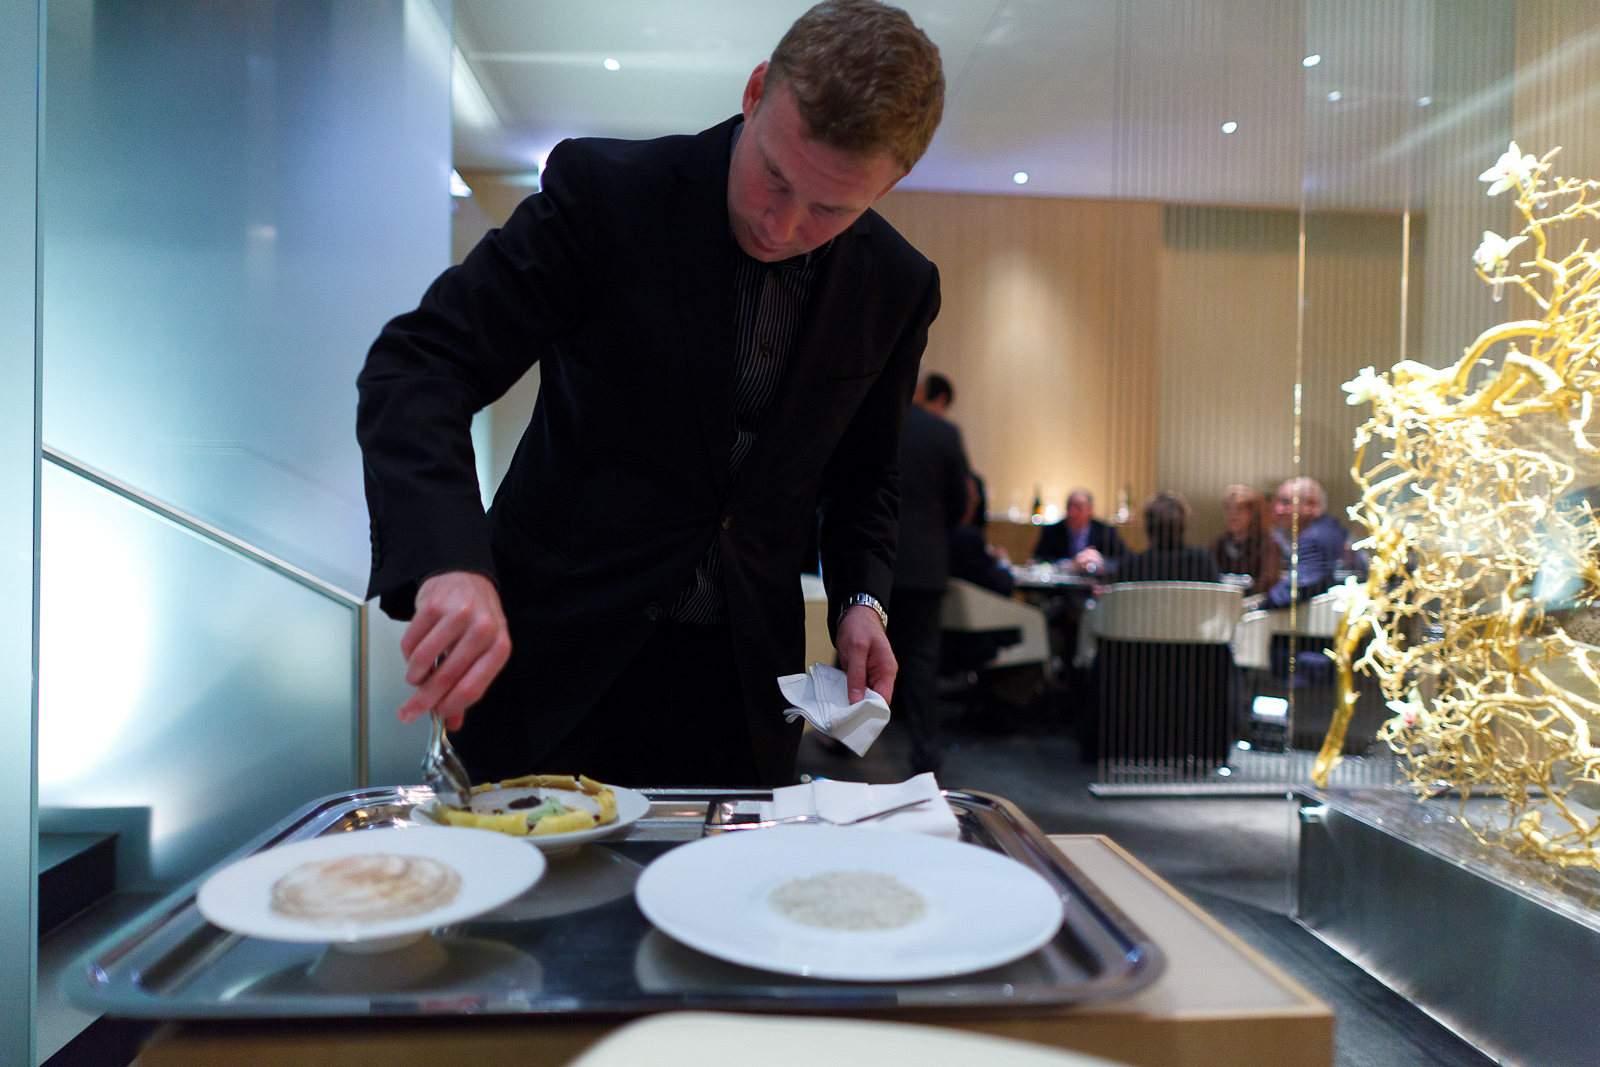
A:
839;592;888;631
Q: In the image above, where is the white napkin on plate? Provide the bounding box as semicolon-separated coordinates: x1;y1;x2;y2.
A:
777;662;890;756
766;773;960;839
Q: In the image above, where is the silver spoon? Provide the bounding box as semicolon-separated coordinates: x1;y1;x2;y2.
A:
422;710;474;809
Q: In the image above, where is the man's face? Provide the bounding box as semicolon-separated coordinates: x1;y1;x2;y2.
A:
1274;482;1317;526
728;64;903;263
1066;494;1091;531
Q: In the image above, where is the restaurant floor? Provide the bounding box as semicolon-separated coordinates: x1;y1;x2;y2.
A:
796;715;1497;1067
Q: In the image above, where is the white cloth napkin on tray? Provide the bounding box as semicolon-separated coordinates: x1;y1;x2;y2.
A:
777;662;890;756
765;773;960;839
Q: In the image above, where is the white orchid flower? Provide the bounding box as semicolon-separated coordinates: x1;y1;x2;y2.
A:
1473;230;1528;273
1341;366;1387;406
1328;575;1366;617
1479;141;1539;196
1387;690;1429;729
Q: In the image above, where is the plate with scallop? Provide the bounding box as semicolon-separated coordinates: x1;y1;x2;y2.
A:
633;826;1064;981
197;826;546;949
410;774;651;852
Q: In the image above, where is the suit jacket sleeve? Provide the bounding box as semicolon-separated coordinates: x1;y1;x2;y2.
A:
1097;521;1129;559
1264;520;1341;607
819;265;942;632
356;139;596;618
1031;523;1066;562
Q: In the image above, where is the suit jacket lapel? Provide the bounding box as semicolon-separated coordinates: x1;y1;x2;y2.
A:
732;215;873;497
666;119;739;497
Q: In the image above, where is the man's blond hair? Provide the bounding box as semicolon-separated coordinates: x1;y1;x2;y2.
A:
767;0;944;174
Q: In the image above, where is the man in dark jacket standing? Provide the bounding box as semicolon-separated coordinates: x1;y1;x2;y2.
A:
355;2;946;788
888;373;970;774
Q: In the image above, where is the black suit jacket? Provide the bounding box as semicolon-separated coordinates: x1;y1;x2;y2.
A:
891;405;969;592
948;525;1014;596
356;116;940;785
1032;517;1128;566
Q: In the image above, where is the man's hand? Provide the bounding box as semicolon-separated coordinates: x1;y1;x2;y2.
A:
396;571;512;730
836;604;896;705
1071;547;1106;575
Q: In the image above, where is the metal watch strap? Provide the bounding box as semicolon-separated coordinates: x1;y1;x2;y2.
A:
839;592;888;630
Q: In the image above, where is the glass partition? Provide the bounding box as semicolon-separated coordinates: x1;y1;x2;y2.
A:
41;0;452;594
0;2;40;1062
36;0;453;895
38;463;357;888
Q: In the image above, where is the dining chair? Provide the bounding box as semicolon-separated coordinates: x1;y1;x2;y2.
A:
1079;582;1244;770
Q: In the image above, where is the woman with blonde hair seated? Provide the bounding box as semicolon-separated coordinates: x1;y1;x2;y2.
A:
1212;484;1281;596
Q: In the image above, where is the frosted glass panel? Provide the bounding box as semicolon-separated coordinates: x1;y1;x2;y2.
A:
0;1;40;1062
366;606;431;787
38;465;355;888
41;0;453;594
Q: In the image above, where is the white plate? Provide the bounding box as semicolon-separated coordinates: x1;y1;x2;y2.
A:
411;783;651;852
197;826;546;946
633;826;1065;981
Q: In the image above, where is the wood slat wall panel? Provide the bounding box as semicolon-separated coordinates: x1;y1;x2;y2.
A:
1156;206;1300;545
874;190;1161;539
1512;0;1600;326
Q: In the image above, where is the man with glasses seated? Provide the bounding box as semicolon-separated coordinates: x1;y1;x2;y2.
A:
1265;477;1345;607
1032;489;1127;576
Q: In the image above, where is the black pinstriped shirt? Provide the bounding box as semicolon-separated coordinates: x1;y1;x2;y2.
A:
669;237;831;623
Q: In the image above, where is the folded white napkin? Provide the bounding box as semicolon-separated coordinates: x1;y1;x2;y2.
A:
765;773;960;839
777;662;890;756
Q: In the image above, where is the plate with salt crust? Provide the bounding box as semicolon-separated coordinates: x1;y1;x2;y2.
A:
634;826;1063;981
197;826;546;948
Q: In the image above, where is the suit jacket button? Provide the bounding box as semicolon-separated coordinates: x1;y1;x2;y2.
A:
644;602;663;621
721;515;732;530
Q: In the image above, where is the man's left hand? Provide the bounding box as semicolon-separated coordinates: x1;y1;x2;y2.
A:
837;604;896;705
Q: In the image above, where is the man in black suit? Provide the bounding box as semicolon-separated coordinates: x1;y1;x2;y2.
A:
1032;489;1128;575
355;1;946;787
1031;489;1127;727
888;373;970;773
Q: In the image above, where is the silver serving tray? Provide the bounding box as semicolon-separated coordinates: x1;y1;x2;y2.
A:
65;787;1164;1017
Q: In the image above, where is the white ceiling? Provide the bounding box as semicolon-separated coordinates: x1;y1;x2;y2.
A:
451;0;1488;211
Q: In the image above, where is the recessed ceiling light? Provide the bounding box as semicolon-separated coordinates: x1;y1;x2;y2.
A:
1221;121;1238;134
1303;54;1321;67
1326;90;1342;102
1013;171;1029;185
603;57;620;71
450;170;472;198
1417;95;1433;107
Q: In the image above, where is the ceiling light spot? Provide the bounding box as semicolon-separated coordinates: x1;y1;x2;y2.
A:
1303;54;1321;67
1326;90;1342;102
1221;121;1238;134
603;57;620;71
1417;95;1433;107
1012;171;1028;185
450;169;472;197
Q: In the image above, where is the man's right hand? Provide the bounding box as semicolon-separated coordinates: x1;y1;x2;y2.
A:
1071;547;1106;575
396;571;512;730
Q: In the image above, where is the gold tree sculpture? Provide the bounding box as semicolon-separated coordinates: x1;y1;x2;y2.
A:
1312;143;1600;869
